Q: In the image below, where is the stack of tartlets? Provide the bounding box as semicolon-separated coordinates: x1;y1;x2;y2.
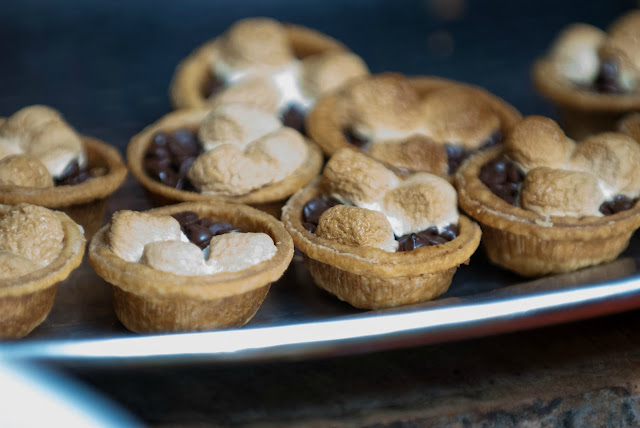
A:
533;9;640;138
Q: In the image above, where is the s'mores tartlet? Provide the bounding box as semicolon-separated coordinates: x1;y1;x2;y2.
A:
0;105;127;237
282;148;481;309
456;115;640;276
533;9;640;138
89;202;293;333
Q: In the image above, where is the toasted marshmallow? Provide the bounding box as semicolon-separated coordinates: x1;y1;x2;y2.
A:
198;104;281;152
207;75;281;114
321;148;399;206
505;116;575;171
206;232;276;273
107;211;186;263
570;132;640;197
0;204;64;267
0;106;86;179
187;144;275;196
245;127;307;177
215;18;293;81
420;86;501;149
343;73;422;141
521;167;604;217
300;52;369;98
549;23;606;85
0;105;62;147
382;173;459;236
368;135;448;176
0;250;41;280
316;205;398;252
140;240;210;275
0;154;53;188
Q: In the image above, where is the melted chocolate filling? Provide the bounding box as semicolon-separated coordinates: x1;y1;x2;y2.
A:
342;128;503;174
144;129;204;190
593;58;625;94
172;210;244;250
55;160;92;186
301;197;458;252
479;156;637;214
202;72;226;98
280;104;307;134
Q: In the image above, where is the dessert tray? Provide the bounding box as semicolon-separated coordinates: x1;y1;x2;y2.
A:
2;190;640;366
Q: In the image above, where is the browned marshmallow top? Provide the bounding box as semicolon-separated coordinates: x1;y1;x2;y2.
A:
107;210;276;276
503;116;640;217
548;10;640;92
209;18;369;114
187;104;308;196
319;148;459;244
0;204;65;280
0;105;86;184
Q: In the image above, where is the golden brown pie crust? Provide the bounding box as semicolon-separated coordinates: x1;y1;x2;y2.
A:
306;74;522;168
0;206;85;339
456;146;640;277
281;182;482;309
0;129;127;238
127;109;324;218
533;59;640;139
88;201;294;333
169;24;346;110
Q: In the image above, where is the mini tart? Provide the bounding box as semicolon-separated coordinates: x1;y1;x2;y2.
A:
89;201;294;333
533;59;640;139
0;117;127;238
0;206;85;339
307;75;522;174
170;24;346;110
127;109;323;218
282;182;481;309
456;146;640;277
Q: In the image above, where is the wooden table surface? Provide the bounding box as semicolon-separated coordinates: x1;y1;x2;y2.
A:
3;0;640;426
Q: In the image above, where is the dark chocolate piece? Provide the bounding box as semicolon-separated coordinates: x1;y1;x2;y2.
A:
343;127;369;148
599;195;637;215
479;155;524;205
55;160;92;186
594;58;624;94
281;104;306;134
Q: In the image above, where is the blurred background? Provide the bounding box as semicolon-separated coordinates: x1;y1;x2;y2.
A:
1;0;639;426
0;0;637;154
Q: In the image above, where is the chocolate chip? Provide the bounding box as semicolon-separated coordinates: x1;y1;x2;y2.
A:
395;224;458;252
484;130;503;148
281;104;306;134
594;58;624;94
202;73;225;98
146;143;170;160
208;221;234;236
343;127;368;148
600;195;637;215
439;224;459;241
172;211;199;228
445;144;467;174
303;222;317;234
197;217;213;228
479;156;523;205
55;160;92;186
152;132;169;147
157;169;179;187
185;224;214;249
303;198;332;224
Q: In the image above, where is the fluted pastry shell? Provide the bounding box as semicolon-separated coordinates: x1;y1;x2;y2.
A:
307;75;522;173
455;146;640;276
170;24;346;110
281;182;481;309
89;202;294;333
0;206;85;339
127;109;323;217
